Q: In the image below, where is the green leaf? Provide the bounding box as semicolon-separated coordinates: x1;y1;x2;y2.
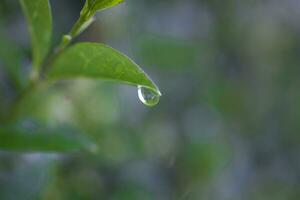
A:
20;0;52;69
0;124;90;152
86;0;124;13
48;42;161;95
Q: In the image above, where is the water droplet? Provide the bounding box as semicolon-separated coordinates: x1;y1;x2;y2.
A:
138;86;161;106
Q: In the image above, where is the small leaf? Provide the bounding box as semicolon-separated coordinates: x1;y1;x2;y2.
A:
48;42;161;95
69;0;123;40
87;0;124;13
20;0;52;69
0;124;90;152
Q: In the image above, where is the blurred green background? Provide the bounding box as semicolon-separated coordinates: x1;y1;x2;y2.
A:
0;0;300;199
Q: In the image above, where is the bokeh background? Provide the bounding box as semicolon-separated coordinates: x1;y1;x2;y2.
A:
1;0;300;199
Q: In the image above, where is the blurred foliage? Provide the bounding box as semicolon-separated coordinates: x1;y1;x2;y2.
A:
0;0;300;199
135;34;200;70
0;121;91;152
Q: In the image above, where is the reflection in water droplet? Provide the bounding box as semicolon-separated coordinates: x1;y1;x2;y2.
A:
138;86;161;107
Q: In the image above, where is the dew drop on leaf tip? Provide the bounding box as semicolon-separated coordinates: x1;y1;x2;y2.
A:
137;86;161;107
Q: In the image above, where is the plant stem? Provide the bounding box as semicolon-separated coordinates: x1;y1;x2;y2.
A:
42;11;91;75
5;9;93;124
5;79;38;124
70;14;88;38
